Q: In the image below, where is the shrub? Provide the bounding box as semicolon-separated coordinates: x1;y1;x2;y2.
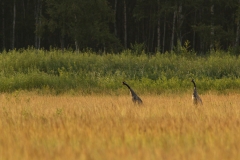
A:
0;49;240;94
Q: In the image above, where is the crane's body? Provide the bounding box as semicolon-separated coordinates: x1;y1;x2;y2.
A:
191;79;203;105
123;81;143;104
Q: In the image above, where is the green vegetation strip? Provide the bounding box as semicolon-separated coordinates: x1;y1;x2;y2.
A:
0;49;240;94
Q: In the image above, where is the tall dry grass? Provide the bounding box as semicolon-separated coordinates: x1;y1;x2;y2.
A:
0;92;240;160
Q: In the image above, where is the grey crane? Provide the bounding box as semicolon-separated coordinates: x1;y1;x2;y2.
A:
191;79;203;105
123;81;143;104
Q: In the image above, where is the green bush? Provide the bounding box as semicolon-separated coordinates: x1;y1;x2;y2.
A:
0;48;240;94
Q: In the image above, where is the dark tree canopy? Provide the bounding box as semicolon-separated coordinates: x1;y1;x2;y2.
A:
0;0;240;54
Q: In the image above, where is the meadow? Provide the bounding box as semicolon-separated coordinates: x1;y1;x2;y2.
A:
1;92;240;160
1;49;240;159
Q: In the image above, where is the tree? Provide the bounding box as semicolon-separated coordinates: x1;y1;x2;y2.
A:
1;1;5;50
1;0;240;53
43;0;121;52
171;5;177;51
35;0;42;49
235;0;240;47
123;0;127;48
210;1;214;50
157;0;161;52
12;0;16;49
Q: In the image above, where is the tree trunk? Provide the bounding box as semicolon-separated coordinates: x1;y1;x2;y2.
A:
114;0;118;37
35;0;42;49
235;0;240;47
123;0;127;48
12;0;16;50
38;0;42;49
34;0;38;49
177;3;183;44
171;10;177;51
236;19;240;47
151;22;155;52
157;0;161;52
22;0;25;18
74;15;79;52
22;0;25;48
157;18;161;52
199;8;204;53
193;10;196;50
162;12;166;53
210;4;214;50
2;1;5;50
148;9;154;52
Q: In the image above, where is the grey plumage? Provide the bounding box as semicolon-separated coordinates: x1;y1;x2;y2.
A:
123;81;143;104
191;79;203;105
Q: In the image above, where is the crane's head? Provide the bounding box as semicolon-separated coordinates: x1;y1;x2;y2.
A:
191;79;196;87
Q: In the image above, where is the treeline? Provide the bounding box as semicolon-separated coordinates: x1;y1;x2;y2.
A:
1;0;240;53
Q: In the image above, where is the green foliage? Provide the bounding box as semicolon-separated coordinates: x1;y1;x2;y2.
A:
130;42;146;55
0;49;240;94
44;0;120;51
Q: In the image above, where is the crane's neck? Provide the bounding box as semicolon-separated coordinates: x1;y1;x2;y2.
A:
123;83;131;90
123;83;137;97
192;81;196;88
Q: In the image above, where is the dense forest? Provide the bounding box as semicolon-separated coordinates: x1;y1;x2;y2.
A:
1;0;240;54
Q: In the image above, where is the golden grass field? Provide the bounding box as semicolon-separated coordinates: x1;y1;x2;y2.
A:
1;92;240;160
